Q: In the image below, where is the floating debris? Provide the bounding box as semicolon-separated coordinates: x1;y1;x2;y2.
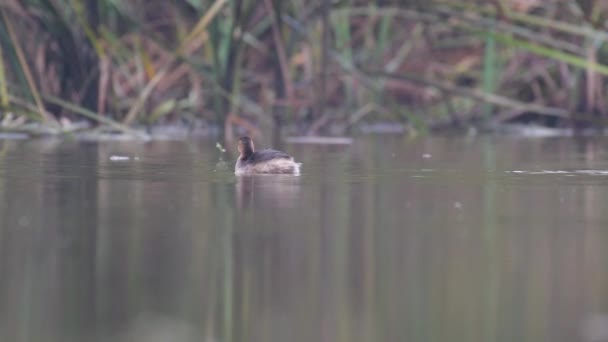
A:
507;170;608;176
358;123;406;134
285;136;353;145
486;123;573;137
109;155;132;161
0;132;29;140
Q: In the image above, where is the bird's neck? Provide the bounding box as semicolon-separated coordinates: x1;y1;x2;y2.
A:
240;147;254;160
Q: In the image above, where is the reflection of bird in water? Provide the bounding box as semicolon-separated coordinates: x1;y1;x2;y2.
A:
234;136;301;175
235;175;301;210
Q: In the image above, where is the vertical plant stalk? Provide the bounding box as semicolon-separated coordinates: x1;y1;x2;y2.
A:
333;8;353;108
482;28;497;119
0;44;8;108
1;8;53;123
263;0;295;105
585;43;596;114
311;0;331;135
97;54;110;114
221;0;245;123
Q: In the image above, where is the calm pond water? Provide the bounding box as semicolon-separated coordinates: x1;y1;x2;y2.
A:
1;135;608;342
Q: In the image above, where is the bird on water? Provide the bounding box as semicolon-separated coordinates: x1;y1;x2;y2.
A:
234;136;301;175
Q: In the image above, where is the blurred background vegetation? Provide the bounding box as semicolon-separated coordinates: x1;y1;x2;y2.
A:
1;0;608;137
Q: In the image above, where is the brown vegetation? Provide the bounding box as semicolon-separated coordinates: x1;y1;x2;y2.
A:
1;0;608;137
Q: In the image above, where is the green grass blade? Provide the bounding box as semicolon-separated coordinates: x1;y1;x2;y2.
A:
490;31;608;76
44;95;147;138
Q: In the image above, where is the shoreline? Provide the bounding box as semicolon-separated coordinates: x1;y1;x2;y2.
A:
0;121;603;141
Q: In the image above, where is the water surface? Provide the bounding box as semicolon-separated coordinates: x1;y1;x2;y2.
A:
1;136;607;342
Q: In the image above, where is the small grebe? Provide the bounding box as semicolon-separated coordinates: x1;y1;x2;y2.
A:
235;136;301;175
